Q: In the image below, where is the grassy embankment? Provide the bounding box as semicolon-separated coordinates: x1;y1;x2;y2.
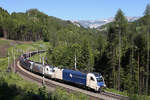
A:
0;39;88;100
0;39;48;96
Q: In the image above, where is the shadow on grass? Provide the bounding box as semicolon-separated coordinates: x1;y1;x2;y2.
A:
0;78;50;100
0;77;88;100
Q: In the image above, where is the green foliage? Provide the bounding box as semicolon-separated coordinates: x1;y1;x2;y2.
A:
144;4;150;16
51;87;89;100
128;94;150;100
95;6;150;96
0;77;89;100
104;88;128;96
0;7;85;42
47;42;95;71
115;9;128;29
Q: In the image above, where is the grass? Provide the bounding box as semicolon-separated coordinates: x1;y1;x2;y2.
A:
0;39;10;45
0;39;13;57
0;57;8;71
51;87;89;100
104;88;150;100
104;88;128;96
128;94;150;100
0;39;49;96
29;52;47;63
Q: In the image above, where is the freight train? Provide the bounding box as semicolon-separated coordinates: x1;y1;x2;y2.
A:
19;51;106;92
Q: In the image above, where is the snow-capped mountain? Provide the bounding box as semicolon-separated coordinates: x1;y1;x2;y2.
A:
71;17;140;28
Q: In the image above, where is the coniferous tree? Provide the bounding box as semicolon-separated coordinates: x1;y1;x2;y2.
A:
144;4;150;16
144;4;150;95
114;9;128;90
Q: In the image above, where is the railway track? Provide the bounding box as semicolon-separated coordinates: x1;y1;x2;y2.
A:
101;92;128;100
15;51;129;100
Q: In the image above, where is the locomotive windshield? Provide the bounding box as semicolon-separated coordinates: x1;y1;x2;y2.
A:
93;72;103;82
96;77;103;82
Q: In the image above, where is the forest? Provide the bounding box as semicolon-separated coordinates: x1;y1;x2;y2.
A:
0;4;150;97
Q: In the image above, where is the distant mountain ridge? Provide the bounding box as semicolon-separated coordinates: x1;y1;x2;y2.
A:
71;16;140;28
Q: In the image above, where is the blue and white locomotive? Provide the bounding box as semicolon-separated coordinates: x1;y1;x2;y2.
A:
50;68;106;92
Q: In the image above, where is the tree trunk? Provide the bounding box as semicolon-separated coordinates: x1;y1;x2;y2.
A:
118;30;121;90
146;30;149;95
142;73;145;94
138;52;140;94
113;48;116;89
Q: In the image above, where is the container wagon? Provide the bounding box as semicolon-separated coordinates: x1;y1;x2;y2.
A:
31;62;44;75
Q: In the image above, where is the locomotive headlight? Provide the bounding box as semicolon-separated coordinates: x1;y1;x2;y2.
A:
104;84;106;87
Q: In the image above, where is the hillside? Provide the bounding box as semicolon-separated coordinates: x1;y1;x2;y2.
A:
0;7;91;42
0;38;33;57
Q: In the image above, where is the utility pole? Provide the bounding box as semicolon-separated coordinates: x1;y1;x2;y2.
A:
11;49;13;71
42;56;45;85
40;53;41;63
30;49;31;58
75;54;77;70
21;49;23;55
26;49;28;59
16;49;18;57
37;49;38;57
8;51;10;72
14;50;15;73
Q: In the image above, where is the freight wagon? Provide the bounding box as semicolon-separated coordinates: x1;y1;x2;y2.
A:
19;58;31;70
31;62;44;75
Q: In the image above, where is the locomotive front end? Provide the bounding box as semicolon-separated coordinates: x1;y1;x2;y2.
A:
94;73;106;92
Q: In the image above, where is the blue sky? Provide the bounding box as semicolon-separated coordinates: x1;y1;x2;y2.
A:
0;0;149;20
